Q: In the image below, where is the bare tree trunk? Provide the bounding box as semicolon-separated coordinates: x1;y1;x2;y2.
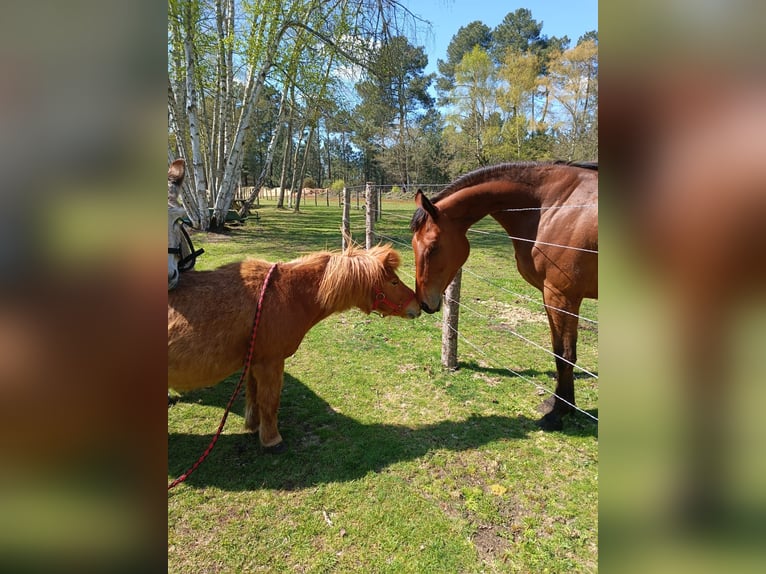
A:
183;3;210;229
213;19;293;226
238;80;289;217
294;125;315;212
277;102;294;209
289;123;307;210
168;82;203;227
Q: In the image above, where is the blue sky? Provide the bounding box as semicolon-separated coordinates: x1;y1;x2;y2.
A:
402;0;598;76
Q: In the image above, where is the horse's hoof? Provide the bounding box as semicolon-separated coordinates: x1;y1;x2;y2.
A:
537;413;564;431
262;442;287;455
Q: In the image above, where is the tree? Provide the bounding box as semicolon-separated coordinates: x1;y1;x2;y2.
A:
435;21;492;104
548;34;598;161
491;8;545;61
168;0;423;230
446;45;499;169
497;49;545;159
364;36;435;186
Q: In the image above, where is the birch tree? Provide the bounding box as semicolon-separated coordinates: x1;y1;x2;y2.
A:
169;0;421;230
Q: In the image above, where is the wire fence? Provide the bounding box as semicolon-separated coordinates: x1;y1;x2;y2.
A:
339;182;598;425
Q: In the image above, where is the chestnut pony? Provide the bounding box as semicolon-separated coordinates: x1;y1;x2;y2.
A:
168;244;421;452
410;161;598;430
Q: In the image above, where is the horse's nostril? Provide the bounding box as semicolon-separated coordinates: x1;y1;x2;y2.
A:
420;301;436;314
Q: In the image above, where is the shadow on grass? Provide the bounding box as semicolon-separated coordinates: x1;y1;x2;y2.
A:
168;372;565;492
456;360;599;437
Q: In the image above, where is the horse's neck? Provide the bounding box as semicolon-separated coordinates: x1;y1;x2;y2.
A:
439;180;541;229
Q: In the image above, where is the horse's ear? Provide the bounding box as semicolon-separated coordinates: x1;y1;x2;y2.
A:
415;189;438;221
168;158;185;185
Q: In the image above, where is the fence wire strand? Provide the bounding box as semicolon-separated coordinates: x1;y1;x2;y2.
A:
349;201;598;425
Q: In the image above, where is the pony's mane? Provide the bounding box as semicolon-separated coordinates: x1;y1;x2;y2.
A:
410;160;598;232
298;244;401;311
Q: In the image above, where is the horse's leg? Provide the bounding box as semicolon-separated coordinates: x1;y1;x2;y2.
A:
251;359;287;454
539;289;582;431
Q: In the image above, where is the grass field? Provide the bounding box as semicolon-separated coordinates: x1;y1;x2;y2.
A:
168;197;598;573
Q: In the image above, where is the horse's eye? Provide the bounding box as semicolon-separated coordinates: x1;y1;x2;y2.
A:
391;278;399;286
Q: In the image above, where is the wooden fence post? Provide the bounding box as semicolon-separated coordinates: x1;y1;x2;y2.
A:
441;268;462;370
365;182;375;248
342;186;351;250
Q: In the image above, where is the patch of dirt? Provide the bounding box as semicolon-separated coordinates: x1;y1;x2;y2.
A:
201;230;235;242
471;372;503;387
477;299;547;330
472;525;510;564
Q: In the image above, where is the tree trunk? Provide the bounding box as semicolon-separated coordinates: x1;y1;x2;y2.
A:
239;83;288;217
183;3;210;229
289;123;307;210
168;81;203;227
294;125;315;212
213;19;292;226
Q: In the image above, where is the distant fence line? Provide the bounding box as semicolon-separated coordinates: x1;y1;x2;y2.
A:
237;181;463;369
234;183;445;208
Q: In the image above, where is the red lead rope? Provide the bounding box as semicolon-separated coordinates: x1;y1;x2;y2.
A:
168;263;278;491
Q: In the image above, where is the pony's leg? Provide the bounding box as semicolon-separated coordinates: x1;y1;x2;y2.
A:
244;368;259;433
252;360;287;453
539;289;582;431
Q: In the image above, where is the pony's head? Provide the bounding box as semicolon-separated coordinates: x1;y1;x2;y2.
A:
410;190;470;313
168;159;200;290
318;244;421;319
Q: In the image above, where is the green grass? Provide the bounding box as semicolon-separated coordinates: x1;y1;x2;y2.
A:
168;197;598;573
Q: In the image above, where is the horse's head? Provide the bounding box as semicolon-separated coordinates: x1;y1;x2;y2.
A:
367;245;421;319
168;158;191;290
168;204;187;290
410;190;470;314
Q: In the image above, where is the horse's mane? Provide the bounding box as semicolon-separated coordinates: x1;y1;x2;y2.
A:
299;244;401;311
410;160;598;232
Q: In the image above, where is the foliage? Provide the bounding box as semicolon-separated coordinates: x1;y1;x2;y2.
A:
436;20;493;102
329;178;346;193
168;4;597;222
352;35;436;185
548;37;599;161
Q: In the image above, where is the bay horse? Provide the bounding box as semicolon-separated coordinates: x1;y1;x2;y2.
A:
410;161;598;430
168;158;203;290
168;244;421;453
